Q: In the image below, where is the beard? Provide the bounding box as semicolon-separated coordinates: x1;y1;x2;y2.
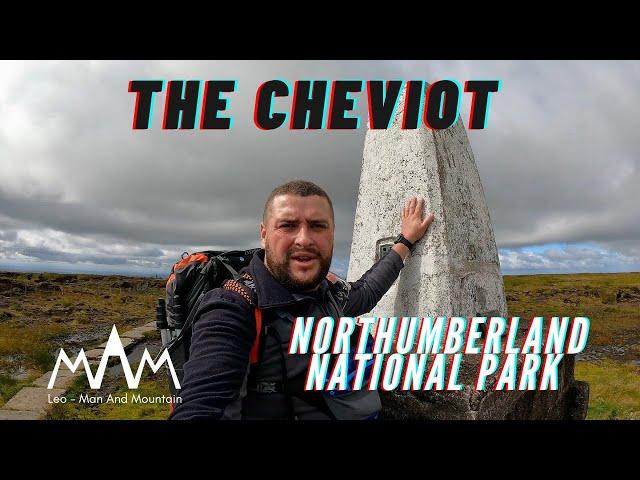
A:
264;244;332;292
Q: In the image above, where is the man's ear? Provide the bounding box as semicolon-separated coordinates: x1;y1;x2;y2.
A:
260;223;266;249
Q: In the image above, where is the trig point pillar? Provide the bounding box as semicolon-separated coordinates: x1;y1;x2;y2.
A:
346;88;589;420
347;90;507;320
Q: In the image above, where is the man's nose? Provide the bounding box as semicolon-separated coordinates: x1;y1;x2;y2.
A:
294;225;314;247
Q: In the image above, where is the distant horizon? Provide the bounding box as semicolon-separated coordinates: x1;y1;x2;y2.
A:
2;260;638;280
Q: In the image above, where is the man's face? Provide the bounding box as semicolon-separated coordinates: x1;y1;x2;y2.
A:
261;194;334;291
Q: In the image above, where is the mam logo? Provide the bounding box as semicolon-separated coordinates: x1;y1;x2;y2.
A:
48;325;180;390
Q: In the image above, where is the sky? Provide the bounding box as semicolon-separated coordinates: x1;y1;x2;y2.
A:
0;60;638;278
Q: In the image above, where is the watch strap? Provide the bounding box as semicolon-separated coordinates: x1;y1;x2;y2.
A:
394;234;415;251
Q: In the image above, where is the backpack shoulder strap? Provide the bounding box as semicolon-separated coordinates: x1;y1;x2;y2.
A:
222;273;262;365
325;272;351;310
221;272;256;306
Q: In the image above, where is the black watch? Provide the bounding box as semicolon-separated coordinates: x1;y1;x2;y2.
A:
394;233;415;252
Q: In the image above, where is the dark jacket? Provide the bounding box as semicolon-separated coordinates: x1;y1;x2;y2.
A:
170;248;405;420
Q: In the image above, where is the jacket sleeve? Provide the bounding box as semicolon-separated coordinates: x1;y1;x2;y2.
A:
343;249;405;317
169;288;256;420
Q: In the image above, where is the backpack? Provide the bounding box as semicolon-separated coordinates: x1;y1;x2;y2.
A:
155;249;261;400
155;248;365;419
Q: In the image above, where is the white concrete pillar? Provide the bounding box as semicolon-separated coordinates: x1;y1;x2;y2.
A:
348;88;507;319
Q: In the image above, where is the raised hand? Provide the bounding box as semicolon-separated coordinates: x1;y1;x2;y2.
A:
401;197;435;244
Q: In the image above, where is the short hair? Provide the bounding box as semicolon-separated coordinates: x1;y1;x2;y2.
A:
263;180;335;223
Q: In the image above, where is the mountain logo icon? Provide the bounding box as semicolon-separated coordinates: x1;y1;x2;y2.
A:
48;325;180;390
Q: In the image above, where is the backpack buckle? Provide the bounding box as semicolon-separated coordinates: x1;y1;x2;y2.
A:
256;381;277;394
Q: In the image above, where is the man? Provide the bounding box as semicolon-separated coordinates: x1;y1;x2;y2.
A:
170;180;434;420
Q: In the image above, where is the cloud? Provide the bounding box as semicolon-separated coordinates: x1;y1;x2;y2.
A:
499;243;640;275
0;60;638;276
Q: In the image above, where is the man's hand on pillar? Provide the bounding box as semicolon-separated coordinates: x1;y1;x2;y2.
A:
392;197;435;260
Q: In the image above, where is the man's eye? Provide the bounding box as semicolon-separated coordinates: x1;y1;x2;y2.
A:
311;224;327;230
280;223;294;229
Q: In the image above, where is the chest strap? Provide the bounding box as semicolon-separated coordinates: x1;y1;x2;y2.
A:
222;273;335;420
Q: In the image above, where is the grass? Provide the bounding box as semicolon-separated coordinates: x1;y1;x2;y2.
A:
99;371;172;420
503;272;640;348
45;369;173;420
0;371;42;406
575;360;640;420
0;374;21;405
2;270;639;419
0;271;164;407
